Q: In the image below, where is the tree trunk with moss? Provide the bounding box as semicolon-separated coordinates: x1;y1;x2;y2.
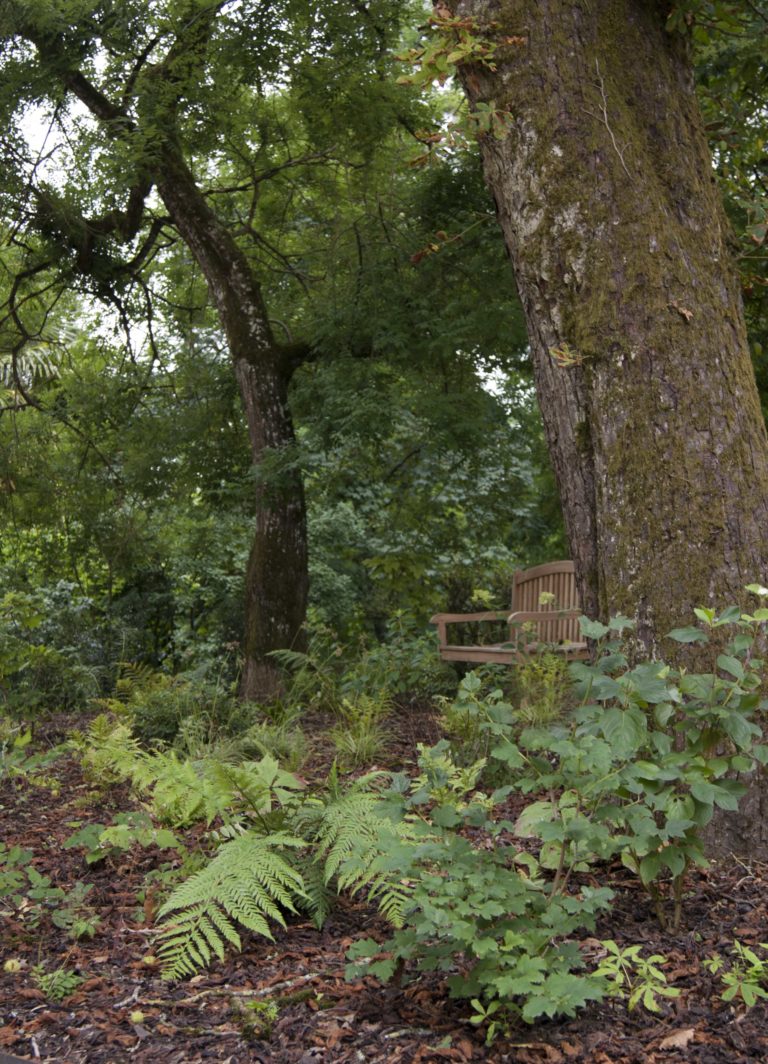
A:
456;0;768;855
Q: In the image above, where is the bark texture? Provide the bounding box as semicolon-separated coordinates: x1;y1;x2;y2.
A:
456;0;768;856
156;148;308;703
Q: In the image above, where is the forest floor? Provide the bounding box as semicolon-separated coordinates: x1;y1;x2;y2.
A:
1;704;768;1064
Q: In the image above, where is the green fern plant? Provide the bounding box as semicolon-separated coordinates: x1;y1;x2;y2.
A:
304;767;418;929
268;640;343;712
157;830;307;979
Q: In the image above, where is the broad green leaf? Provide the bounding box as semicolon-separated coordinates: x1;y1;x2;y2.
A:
490;740;525;768
667;626;708;644
639;851;662;885
622;663;671;704
578;617;610;640
600;707;647;757
514;800;555;838
716;654;744;680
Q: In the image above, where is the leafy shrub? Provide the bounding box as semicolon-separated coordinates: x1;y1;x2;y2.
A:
341;618;457;701
69;594;768;1037
705;941;768;1007
0;591;101;717
31;964;84;1003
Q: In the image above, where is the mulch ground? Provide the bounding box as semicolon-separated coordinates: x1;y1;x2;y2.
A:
1;704;768;1063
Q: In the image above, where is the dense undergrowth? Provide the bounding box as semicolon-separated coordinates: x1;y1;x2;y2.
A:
3;593;768;1041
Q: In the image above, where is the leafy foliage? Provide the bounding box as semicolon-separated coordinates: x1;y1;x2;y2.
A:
157;831;306;980
704;941;768;1008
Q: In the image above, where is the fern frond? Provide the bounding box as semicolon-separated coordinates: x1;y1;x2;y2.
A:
79;718;147;783
315;790;386;882
0;346;60;387
114;661;162;702
296;854;335;929
157;830;307;980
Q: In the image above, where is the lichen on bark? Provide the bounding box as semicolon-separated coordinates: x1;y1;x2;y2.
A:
456;0;768;856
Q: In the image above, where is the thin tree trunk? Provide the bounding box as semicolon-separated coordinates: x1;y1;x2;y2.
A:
156;148;308;702
456;0;768;855
12;9;310;703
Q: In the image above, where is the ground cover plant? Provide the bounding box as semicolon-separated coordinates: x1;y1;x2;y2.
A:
3;600;768;1061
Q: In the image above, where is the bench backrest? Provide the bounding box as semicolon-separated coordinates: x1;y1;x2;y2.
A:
512;560;582;645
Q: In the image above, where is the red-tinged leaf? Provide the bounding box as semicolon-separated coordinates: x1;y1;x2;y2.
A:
0;1025;21;1046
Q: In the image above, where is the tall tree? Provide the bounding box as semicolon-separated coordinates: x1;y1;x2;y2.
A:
444;0;768;853
0;0;411;699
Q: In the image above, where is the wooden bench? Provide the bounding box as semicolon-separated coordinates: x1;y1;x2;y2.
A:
430;560;588;665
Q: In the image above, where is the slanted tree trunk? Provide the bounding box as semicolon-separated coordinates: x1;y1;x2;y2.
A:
456;0;768;855
155;148;308;702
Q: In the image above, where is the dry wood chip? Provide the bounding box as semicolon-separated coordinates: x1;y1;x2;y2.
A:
659;1028;696;1050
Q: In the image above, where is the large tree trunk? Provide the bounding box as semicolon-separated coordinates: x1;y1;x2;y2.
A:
456;0;768;854
156;148;308;702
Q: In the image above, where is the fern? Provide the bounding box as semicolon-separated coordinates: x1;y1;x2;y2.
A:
113;661;163;703
306;772;416;929
78;718;147;783
296;852;336;929
157;830;307;979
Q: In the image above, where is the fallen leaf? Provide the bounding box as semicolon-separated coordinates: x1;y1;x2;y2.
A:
0;1026;20;1046
659;1028;696;1050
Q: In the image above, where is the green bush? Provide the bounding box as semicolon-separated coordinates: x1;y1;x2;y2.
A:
69;593;768;1039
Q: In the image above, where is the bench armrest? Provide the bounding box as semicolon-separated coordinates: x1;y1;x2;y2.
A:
507;609;582;624
430;611;509;647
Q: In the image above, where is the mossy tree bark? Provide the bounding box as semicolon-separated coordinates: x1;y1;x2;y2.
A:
456;0;768;855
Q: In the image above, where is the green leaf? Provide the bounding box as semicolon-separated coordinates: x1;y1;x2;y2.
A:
623;663;670;704
746;584;768;597
514;801;555;838
667;626;708;644
639;852;662;885
578;617;610;640
716;654;744;680
600;707;647;757
490;740;525;768
722;713;758;750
